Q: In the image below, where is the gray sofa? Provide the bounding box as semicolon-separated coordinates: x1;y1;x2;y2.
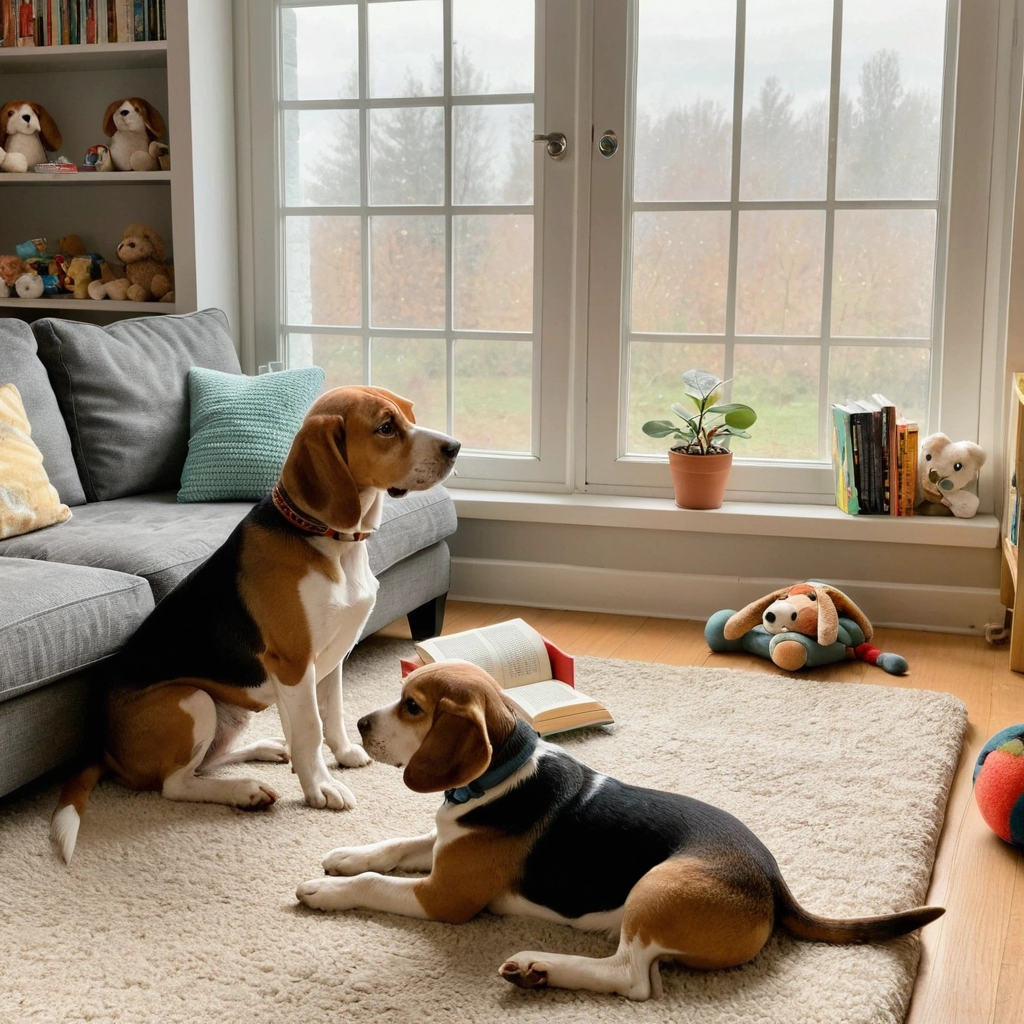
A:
0;308;457;799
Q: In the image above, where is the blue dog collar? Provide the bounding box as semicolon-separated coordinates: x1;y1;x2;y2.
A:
444;719;539;804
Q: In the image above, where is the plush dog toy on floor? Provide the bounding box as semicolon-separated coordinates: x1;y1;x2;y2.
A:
705;582;908;674
0;100;62;172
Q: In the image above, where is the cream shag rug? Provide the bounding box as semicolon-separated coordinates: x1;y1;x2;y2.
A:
0;637;966;1024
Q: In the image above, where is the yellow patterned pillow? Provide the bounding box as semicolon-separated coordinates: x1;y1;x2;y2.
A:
0;383;72;539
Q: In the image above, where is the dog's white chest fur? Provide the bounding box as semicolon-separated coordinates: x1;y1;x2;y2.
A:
298;542;379;676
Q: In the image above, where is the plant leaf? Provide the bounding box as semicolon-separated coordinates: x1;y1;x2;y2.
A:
681;369;723;400
642;420;682;438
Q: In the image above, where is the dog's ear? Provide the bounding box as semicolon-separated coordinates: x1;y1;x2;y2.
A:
279;414;363;531
362;385;416;424
404;697;491;793
34;104;62;151
0;102;14;139
810;586;839;645
102;99;122;138
818;585;873;642
724;587;789;639
143;225;166;263
140;99;166;139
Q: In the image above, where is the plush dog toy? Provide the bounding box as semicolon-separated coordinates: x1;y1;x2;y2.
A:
0;100;62;172
705;582;908;674
98;97;167;172
89;223;173;302
916;432;986;518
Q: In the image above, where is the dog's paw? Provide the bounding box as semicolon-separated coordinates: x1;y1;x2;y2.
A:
303;776;357;811
296;876;349;911
499;957;549;989
233;781;278;808
252;740;290;763
335;744;372;769
322;846;377;876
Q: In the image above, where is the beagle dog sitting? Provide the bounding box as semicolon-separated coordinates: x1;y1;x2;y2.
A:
51;386;459;864
297;661;944;1000
99;97;166;171
0;100;62;173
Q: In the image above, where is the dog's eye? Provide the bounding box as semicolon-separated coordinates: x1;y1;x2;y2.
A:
404;698;422;716
954;462;963;472
925;453;932;461
376;421;395;436
809;593;816;601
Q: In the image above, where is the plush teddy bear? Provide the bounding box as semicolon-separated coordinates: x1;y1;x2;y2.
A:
916;432;986;518
97;97;167;172
705;581;908;674
0;100;62;172
88;223;173;302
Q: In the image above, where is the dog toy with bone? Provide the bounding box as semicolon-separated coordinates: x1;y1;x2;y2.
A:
705;582;908;674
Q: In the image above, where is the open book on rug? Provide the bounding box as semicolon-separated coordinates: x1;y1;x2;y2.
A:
401;618;613;736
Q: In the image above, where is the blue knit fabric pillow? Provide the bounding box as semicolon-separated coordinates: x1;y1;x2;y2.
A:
177;366;325;502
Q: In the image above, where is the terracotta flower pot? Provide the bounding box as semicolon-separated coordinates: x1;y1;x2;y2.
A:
668;448;733;509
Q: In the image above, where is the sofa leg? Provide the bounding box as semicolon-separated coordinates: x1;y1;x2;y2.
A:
407;594;447;641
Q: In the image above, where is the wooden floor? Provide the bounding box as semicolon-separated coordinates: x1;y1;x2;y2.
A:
378;600;1024;1024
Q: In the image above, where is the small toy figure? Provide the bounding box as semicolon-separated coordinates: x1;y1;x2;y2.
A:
916;432;986;518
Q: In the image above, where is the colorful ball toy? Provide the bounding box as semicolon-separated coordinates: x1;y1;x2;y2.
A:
974;724;1024;848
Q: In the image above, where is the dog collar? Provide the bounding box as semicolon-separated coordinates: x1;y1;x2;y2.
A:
271;483;373;542
445;718;539;804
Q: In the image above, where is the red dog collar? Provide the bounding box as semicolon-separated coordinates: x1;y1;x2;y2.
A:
271;483;373;542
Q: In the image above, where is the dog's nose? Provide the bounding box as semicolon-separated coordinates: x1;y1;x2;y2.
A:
442;440;461;461
120;108;130;117
21;114;30;123
357;714;371;736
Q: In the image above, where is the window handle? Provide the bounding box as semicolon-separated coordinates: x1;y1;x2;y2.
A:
533;132;568;160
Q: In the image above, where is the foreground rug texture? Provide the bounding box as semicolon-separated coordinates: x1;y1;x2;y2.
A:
0;638;966;1024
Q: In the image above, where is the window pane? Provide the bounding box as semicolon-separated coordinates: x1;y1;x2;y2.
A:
289;333;363;389
733;344;820;459
370;216;445;329
740;1;832;200
453;215;533;331
631;212;730;334
281;5;358;101
831;210;935;337
454;339;532;451
371;338;447;433
836;0;946;200
368;0;443;98
626;341;725;455
369;107;444;205
286;216;361;327
830;345;930;427
736;210;825;336
635;0;736;201
453;104;533;205
452;0;533;94
284;110;360;207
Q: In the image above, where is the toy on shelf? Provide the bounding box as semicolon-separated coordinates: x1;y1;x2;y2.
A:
974;724;1024;849
0;254;41;300
0;100;62;173
89;223;173;303
915;432;986;518
98;97;168;172
705;581;909;675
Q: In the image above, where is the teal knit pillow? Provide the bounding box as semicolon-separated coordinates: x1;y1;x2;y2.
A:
177;365;326;502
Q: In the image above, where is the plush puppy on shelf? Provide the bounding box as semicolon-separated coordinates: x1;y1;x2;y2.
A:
0;100;62;173
98;97;167;172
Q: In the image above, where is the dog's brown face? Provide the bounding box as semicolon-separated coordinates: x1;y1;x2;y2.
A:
1;100;61;150
358;662;518;793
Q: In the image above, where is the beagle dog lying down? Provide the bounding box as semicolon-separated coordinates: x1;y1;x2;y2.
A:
297;661;944;1000
51;386;459;864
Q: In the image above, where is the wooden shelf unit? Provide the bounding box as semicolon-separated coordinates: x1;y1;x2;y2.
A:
1000;372;1024;670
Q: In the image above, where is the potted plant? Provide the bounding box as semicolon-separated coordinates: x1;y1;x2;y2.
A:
642;369;757;509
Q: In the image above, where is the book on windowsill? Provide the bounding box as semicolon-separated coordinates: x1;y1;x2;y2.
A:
399;617;613;737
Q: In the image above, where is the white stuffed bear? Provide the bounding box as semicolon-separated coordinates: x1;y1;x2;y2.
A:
916;432;986;518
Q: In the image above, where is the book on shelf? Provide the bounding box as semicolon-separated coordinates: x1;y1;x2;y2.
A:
399;617;614;737
0;0;165;46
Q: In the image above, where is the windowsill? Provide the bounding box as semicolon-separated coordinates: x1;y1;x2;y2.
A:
450;490;1000;549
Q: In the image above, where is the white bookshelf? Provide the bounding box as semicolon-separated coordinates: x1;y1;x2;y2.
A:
0;0;239;330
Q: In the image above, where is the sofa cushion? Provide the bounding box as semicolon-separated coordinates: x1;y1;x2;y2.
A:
0;557;153;703
0;317;85;506
32;308;242;502
0;486;457;604
178;365;326;502
0;384;72;539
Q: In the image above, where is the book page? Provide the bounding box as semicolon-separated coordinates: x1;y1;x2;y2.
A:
504;680;595;717
415;618;551;688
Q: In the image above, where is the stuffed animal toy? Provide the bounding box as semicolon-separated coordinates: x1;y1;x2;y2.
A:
97;97;167;172
0;100;62;172
88;223;173;302
916;432;986;518
705;581;909;674
974;724;1024;849
14;272;43;299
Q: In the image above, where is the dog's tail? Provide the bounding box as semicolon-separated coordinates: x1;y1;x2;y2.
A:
50;762;107;865
776;876;944;944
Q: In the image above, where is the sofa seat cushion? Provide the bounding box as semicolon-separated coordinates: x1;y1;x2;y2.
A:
0;318;85;506
0;486;456;604
0;557;153;702
32;309;242;502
